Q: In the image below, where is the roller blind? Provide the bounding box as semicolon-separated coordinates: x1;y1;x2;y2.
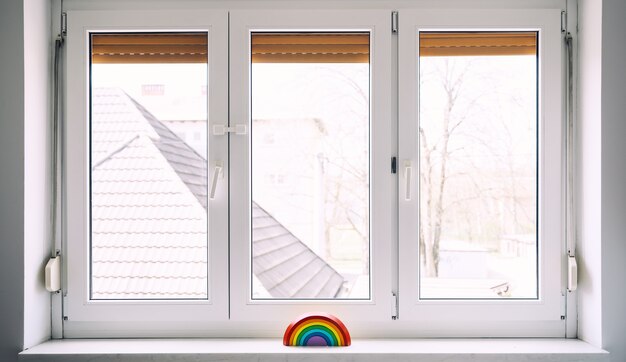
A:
90;32;534;64
91;33;208;64
419;32;537;57
251;33;370;63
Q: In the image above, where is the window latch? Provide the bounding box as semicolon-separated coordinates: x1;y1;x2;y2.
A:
213;124;248;136
61;12;67;37
391;11;398;33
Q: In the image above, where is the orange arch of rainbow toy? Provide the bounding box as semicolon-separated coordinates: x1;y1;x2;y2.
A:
283;314;351;347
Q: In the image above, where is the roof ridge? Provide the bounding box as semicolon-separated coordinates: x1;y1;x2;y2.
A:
121;91;209;210
125;93;206;161
92;134;140;170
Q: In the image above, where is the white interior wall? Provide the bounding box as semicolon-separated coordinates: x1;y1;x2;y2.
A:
577;1;626;361
0;0;25;361
23;0;53;350
0;0;624;360
600;0;626;361
576;0;603;349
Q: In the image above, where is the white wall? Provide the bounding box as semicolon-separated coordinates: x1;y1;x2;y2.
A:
0;0;25;361
1;0;625;360
577;0;603;348
23;0;53;350
578;0;626;361
600;0;626;361
0;0;52;360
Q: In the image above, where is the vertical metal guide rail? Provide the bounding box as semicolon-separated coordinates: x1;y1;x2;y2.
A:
565;29;577;293
45;12;66;295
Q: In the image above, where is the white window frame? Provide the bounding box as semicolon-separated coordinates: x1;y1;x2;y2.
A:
60;4;570;338
398;9;566;337
228;9;393;324
64;9;230;328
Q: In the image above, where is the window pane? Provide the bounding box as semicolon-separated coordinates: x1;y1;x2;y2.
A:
90;33;208;299
418;32;538;299
251;32;370;299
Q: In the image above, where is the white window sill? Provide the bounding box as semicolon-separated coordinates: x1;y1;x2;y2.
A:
20;338;608;361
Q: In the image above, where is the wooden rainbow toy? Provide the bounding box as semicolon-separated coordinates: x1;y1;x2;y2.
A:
283;313;351;347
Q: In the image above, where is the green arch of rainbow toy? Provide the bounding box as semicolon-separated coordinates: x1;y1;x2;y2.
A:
283;314;351;346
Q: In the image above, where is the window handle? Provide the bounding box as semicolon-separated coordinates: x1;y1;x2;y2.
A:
209;162;223;200
404;161;412;201
568;255;578;292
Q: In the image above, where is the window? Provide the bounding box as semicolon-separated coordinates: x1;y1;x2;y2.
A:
398;9;564;336
228;9;392;322
90;33;209;300
66;10;229;324
64;6;566;337
250;32;371;300
417;31;539;299
141;84;165;96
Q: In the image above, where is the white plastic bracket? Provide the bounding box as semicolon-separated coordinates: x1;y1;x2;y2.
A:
391;292;398;320
45;256;61;292
213;124;248;136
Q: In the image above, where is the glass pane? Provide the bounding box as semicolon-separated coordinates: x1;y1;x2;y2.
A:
251;32;370;299
418;32;538;299
89;33;208;299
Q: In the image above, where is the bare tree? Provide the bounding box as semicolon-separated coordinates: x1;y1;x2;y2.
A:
316;66;370;271
418;53;539;282
419;59;473;277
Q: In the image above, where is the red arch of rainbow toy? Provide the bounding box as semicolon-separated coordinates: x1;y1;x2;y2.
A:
283;313;351;346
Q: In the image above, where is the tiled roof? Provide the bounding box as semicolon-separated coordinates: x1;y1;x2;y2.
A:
129;98;208;209
253;202;344;298
91;87;343;299
91;88;207;299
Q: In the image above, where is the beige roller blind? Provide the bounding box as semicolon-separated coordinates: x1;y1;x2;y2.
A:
251;33;370;63
420;32;537;57
91;33;208;64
